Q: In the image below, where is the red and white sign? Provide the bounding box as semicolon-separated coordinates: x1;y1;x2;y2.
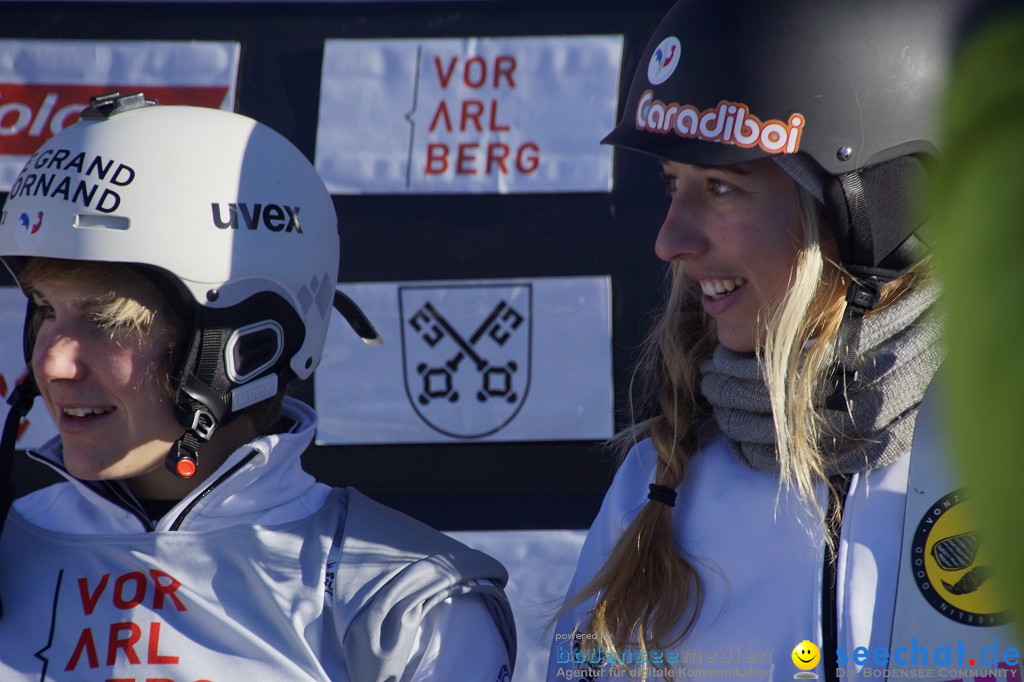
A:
0;39;240;190
315;36;623;195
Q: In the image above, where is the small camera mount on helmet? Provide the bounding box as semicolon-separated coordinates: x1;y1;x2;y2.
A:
80;92;157;120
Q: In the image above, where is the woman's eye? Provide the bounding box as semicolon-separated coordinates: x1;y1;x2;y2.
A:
663;175;680;196
33;301;54;320
662;172;737;198
707;179;735;197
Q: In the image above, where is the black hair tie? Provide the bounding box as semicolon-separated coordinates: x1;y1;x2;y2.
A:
647;483;677;508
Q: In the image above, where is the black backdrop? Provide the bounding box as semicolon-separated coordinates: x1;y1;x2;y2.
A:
1;0;677;531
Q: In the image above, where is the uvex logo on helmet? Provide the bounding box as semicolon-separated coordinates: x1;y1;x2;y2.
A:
211;203;303;233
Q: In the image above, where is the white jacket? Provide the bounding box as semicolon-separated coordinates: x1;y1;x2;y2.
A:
0;397;514;682
549;379;1021;681
548;430;910;680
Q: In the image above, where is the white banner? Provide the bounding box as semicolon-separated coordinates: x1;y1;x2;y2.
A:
0;287;57;449
449;529;587;681
0;39;240;189
315;276;613;444
315;36;623;195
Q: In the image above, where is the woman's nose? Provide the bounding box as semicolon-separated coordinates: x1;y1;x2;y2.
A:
654;196;709;262
34;331;87;383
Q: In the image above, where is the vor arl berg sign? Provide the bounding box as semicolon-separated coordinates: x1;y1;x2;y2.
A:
314;36;623;194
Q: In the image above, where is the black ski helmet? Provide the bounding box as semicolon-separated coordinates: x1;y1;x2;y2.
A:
606;0;959;277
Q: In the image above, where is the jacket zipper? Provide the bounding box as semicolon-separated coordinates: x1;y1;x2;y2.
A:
823;474;851;682
168;449;258;531
28;447;261;532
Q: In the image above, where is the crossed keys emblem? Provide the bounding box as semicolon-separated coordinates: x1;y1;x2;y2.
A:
399;284;532;439
409;300;522;404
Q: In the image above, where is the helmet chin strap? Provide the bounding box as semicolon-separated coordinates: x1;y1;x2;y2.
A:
162;287;384;480
166;439;199;479
823;164;928;413
0;373;37;618
166;406;217;479
167;319;230;480
775;156;932;414
825;274;882;412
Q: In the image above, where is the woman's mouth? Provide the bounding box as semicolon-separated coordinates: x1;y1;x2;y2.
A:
699;277;747;302
62;406;115;419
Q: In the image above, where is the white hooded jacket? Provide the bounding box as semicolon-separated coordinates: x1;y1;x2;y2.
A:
548;382;1020;680
0;397;514;682
548;430;909;680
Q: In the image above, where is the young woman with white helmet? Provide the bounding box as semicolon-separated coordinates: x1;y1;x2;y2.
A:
0;93;514;681
550;1;1015;680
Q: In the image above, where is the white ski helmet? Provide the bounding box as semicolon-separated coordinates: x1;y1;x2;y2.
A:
0;93;378;476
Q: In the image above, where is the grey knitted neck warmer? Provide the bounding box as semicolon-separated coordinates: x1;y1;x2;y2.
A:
700;281;944;476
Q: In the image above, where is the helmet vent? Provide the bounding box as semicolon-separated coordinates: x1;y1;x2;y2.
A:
225;320;284;384
74;213;130;231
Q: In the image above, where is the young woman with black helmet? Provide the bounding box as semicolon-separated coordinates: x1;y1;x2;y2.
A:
0;94;515;681
550;1;1017;679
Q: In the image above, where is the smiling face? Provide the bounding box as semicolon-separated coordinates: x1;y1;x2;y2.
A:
655;157;804;352
24;261;186;490
791;640;821;670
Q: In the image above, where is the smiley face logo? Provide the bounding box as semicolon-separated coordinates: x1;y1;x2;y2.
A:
792;640;821;670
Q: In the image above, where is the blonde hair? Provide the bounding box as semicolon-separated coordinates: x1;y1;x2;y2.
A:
19;257;287;435
763;190;927;538
559;262;715;660
21;258;175;336
20;257;185;395
561;185;926;666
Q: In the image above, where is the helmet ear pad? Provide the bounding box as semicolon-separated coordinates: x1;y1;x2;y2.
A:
172;291;305;432
821;155;933;278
